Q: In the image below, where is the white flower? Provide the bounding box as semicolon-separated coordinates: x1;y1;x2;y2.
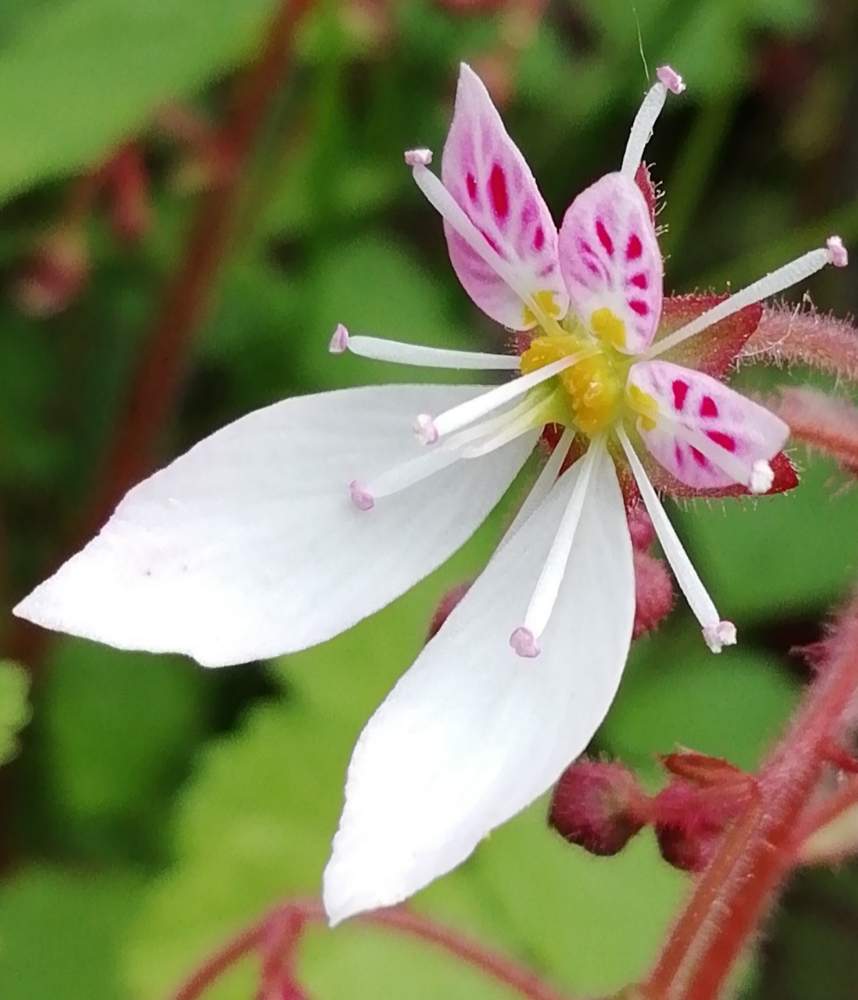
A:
14;64;847;924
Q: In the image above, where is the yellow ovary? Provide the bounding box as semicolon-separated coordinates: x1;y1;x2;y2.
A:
520;333;625;437
590;307;627;350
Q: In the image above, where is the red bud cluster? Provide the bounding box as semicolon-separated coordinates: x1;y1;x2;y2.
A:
549;752;758;874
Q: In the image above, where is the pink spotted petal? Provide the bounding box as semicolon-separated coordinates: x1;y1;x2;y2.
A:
441;64;568;330
627;360;790;491
558;172;663;355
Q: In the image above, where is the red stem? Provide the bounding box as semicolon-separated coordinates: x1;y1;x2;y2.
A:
6;0;310;668
171;898;573;1000
791;775;858;859
645;594;858;1000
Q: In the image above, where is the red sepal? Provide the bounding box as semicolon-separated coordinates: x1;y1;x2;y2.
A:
655;294;763;379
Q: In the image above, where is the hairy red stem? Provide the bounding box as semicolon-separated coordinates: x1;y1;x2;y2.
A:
773;387;858;473
6;0;310;668
742;304;858;382
645;594;858;1000
171;898;573;1000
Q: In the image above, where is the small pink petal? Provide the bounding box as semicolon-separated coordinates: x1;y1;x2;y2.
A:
656;65;686;95
440;64;568;330
627;360;789;490
558;172;663;354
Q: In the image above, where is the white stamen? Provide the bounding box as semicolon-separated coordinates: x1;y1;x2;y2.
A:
647;241;845;359
750;459;774;495
329;323;349;353
510;626;540;658
404;148;432;167
511;441;602;657
349;480;375;511
415;353;586;444
827;235;848;268
351;397;544;510
502;428;576;542
406;152;562;332
702;620;737;654
656;65;686;95
617;427;736;653
460;392;553;458
621;68;683;178
334;331;521;370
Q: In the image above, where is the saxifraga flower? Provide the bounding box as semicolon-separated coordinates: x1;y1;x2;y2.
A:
15;64;848;923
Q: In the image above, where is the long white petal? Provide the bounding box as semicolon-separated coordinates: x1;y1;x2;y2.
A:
323;445;634;924
15;385;535;667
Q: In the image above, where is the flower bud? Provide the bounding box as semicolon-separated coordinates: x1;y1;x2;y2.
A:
652;779;749;873
549;759;650;856
633;550;674;638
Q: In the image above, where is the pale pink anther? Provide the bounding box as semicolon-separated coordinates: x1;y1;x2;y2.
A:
749;459;774;495
827;235;848;268
329;323;350;354
509;626;540;658
414;413;439;445
702;620;737;654
349;480;374;511
656;65;686;95
404;148;433;167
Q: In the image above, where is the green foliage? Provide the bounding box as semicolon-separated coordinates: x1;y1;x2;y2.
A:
0;660;30;765
33;640;210;859
603;627;799;772
679;454;858;620
0;865;146;1000
0;0;275;203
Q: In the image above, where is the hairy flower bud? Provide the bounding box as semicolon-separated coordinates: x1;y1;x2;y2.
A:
633;550;675;638
653;779;749;873
549;759;650;855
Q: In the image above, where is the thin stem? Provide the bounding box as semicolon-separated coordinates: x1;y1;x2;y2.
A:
6;0;311;669
644;593;858;1000
170;898;574;1000
791;775;858;861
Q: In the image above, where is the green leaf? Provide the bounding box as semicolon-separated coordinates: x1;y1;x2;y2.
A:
677;453;858;620
0;0;275;203
34;639;209;857
0;660;30;766
602;626;799;772
295;235;488;391
0;865;146;1000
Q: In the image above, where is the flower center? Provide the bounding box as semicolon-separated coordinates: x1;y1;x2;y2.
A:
519;320;637;437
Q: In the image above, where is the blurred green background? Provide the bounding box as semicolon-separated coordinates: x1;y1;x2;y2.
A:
1;1;858;997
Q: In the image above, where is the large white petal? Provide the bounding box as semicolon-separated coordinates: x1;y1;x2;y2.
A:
15;385;535;667
323;444;635;924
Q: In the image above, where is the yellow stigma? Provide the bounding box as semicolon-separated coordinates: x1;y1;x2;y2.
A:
522;290;563;328
626;384;659;431
590;307;627;350
520;331;624;437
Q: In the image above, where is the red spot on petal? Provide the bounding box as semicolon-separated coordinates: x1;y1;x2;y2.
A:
596;219;614;256
626;233;643;260
699;396;718;418
479;228;503;256
691;447;708;467
489;163;509;219
706;430;736;452
629;299;649;316
630;272;648;289
466;172;478;202
671;379;689;411
533;225;545;251
674;443;684;466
